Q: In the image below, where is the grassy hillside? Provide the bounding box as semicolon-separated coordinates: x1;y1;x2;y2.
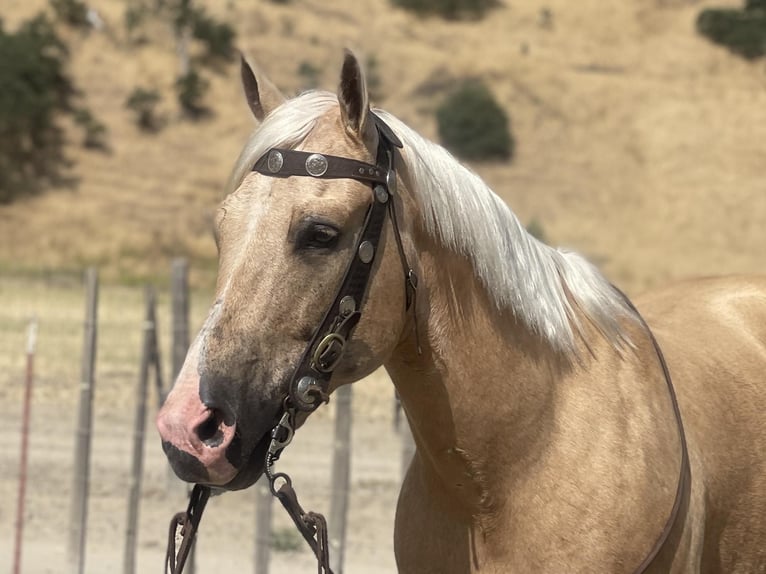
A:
0;0;763;292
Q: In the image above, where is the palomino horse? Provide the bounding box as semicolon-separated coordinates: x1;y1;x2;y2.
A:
157;50;766;572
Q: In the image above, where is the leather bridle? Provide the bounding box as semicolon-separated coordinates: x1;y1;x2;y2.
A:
165;114;690;574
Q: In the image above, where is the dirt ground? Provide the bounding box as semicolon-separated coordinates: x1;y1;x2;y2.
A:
0;276;406;574
0;402;405;574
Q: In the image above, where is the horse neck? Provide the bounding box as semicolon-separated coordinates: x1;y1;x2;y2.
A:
385;234;682;539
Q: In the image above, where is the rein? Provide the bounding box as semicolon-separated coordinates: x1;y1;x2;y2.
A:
165;113;417;574
164;116;690;573
615;288;691;573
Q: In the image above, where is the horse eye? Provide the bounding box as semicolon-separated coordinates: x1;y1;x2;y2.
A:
296;221;340;251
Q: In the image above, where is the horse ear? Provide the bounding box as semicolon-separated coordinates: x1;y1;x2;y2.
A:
337;49;371;138
240;52;285;121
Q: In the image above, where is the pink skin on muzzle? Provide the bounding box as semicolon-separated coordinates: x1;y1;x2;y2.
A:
156;346;238;486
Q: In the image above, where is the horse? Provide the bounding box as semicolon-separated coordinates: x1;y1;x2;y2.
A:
156;50;766;573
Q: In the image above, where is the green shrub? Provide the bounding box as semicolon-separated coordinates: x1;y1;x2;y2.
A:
270;527;302;552
124;2;151;44
49;0;89;28
73;108;108;149
297;61;321;90
366;55;383;101
436;79;513;162
697;6;766;60
190;9;235;61
0;15;75;202
126;87;162;131
391;0;498;20
526;219;547;243
175;68;209;118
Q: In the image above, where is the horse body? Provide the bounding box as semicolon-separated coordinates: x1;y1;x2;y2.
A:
640;277;766;572
391;256;766;572
156;51;766;572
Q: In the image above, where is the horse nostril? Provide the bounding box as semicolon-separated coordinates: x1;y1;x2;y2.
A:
195;409;225;448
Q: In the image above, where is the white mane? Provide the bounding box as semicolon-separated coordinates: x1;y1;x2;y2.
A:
228;91;633;352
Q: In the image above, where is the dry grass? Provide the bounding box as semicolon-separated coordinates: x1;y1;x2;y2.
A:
0;273;394;411
0;0;763;292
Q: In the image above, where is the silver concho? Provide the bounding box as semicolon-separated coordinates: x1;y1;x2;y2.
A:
267;150;284;173
296;376;320;405
305;153;329;177
358;241;374;264
339;296;356;316
374;185;389;204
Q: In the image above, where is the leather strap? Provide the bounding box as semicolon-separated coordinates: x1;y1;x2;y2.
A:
252;112;413;413
165;484;211;574
252;148;387;185
613;287;691;573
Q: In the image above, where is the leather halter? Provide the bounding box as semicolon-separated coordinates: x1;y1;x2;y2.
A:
254;113;417;573
251;113;416;414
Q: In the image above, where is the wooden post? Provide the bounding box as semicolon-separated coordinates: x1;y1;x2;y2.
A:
329;384;353;574
169;258;196;571
253;476;273;574
12;318;37;574
123;287;158;574
392;391;402;432
69;267;99;574
400;412;416;482
170;258;189;391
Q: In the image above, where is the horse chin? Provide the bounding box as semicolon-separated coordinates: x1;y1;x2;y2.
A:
218;429;272;491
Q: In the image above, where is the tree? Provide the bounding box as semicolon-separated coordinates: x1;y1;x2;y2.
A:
175;68;209;118
436;79;514;162
0;15;75;202
125;87;163;131
697;1;766;60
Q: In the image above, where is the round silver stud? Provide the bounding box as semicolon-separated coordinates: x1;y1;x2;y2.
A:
339;296;356;316
374;185;389;204
267;150;283;173
296;376;319;404
358;241;374;264
305;153;329;177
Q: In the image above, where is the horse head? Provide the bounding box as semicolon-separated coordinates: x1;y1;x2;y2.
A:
156;51;414;490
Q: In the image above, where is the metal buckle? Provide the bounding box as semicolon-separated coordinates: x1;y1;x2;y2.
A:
312;332;346;373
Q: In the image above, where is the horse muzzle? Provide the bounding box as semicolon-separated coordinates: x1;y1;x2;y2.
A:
157;394;241;486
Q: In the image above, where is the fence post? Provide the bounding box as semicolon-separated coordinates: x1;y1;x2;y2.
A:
169;258;197;571
392;391;402;432
399;410;416;482
12;318;37;574
69;267;99;574
254;476;273;574
123;286;158;574
329;384;353;574
170;258;189;392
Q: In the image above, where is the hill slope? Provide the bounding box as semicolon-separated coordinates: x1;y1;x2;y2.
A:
0;0;763;292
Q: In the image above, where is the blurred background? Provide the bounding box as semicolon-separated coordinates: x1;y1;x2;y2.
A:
0;0;764;572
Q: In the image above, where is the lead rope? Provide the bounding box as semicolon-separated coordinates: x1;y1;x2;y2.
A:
265;406;334;574
165;484;211;574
